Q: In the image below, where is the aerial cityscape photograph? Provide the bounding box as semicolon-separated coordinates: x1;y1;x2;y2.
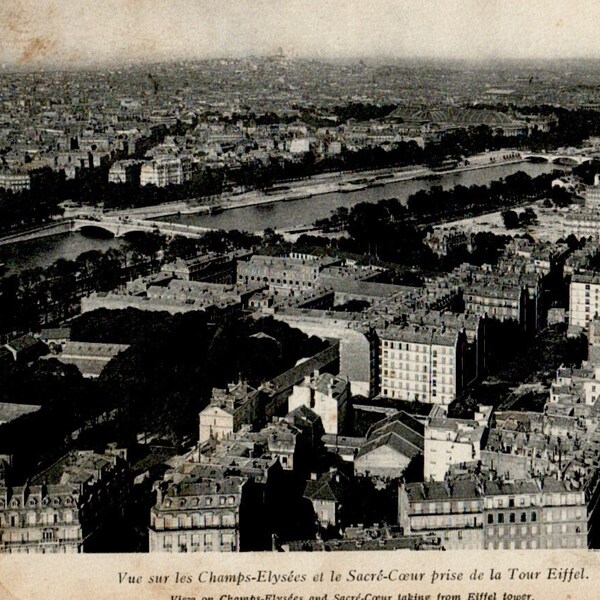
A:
3;0;600;555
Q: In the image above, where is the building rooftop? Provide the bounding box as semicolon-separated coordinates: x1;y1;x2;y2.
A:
404;479;482;503
303;469;349;503
378;323;458;346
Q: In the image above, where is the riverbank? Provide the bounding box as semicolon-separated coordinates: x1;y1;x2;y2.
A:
108;156;527;221
0;160;562;275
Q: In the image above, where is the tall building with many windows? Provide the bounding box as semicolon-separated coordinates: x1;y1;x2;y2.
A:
398;479;484;550
378;324;465;405
483;479;587;550
0;170;31;192
149;475;248;553
140;156;192;187
0;449;129;553
569;272;600;329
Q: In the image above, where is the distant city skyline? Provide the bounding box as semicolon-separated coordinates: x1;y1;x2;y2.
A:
1;0;600;68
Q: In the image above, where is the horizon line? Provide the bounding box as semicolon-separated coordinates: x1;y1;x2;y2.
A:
5;54;600;72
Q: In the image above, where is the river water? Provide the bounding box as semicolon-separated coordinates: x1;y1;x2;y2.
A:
0;161;563;275
162;162;564;231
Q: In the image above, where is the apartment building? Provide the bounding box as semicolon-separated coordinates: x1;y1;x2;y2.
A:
463;283;527;324
108;159;141;184
378;323;465;405
0;450;129;553
584;176;600;210
140;156;192;187
483;479;586;550
149;475;247;552
569;272;600;329
539;479;587;549
563;209;600;240
483;479;542;550
398;479;484;550
0;170;31;192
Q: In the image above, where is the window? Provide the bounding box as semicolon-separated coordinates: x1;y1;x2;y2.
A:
42;530;54;542
509;513;515;523
520;513;527;523
498;514;504;524
221;532;234;546
531;512;537;522
488;514;493;524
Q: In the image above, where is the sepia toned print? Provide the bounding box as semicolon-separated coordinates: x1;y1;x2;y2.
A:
0;5;600;598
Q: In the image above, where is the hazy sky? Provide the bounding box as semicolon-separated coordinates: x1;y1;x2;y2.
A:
1;0;599;67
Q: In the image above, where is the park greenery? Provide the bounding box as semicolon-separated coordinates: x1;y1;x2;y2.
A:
501;207;539;229
309;170;556;270
0;312;326;481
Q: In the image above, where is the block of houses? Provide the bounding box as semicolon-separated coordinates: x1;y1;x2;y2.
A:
288;371;350;435
424;404;493;481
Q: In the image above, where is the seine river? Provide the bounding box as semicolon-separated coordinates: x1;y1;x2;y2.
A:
0;161;564;275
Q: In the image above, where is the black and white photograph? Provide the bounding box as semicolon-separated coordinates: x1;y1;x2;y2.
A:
0;0;599;570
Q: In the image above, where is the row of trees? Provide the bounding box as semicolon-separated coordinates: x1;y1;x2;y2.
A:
0;247;149;339
0;226;264;340
316;171;556;233
307;171;558;270
405;171;556;221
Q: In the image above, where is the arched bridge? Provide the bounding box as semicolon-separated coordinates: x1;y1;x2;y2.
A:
521;153;594;166
72;216;212;239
